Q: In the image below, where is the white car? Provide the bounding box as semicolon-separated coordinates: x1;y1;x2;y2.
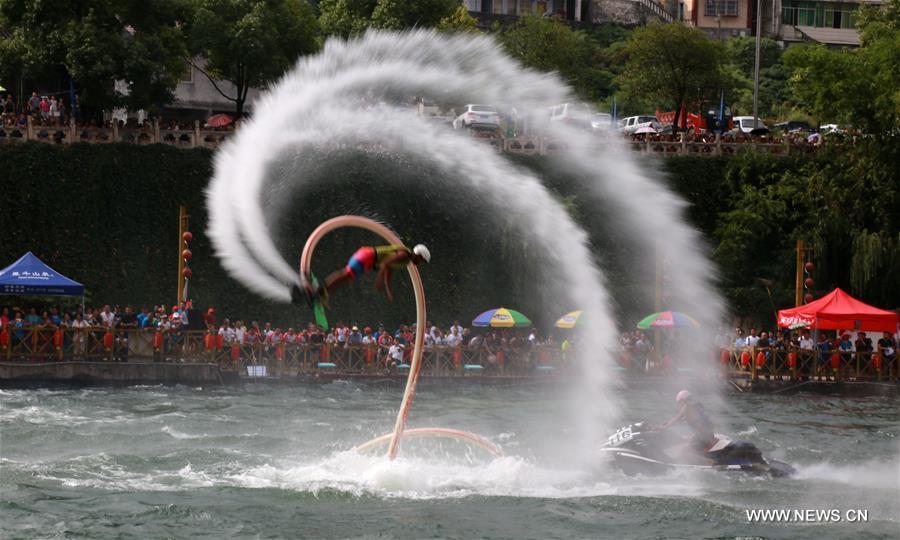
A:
452;104;500;130
548;103;613;133
733;116;768;133
618;115;661;134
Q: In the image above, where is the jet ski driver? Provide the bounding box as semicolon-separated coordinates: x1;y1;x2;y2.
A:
656;390;716;456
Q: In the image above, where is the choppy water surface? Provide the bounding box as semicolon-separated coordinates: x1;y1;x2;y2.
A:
1;382;897;539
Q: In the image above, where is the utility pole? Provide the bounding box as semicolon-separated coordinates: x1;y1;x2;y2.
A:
177;206;190;304
752;0;763;129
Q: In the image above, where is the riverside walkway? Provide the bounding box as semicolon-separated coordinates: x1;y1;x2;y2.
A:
0;118;820;158
1;328;896;390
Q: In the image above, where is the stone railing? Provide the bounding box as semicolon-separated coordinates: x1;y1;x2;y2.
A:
0;117;820;157
0;118;231;150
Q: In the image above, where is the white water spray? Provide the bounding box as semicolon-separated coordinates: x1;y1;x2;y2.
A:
206;30;723;451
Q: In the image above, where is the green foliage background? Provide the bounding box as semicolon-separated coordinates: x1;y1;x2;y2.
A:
2;142;895;331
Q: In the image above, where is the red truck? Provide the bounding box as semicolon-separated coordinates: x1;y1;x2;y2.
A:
656;107;733;133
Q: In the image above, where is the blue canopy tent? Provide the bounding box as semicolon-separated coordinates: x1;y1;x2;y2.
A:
0;252;85;309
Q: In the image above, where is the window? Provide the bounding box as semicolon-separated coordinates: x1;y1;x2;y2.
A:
180;62;194;84
705;0;738;17
782;1;858;28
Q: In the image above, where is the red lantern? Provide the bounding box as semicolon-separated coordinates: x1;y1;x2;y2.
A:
662;353;671;369
182;268;193;279
365;347;375;365
53;329;64;350
830;352;840;370
0;328;8;348
787;352;797;368
755;351;765;367
182;231;193;243
804;293;814;303
216;334;224;350
230;343;240;360
103;331;114;350
740;350;750;367
804;277;814;288
873;354;882;370
496;350;505;367
153;331;164;352
204;333;214;351
182;249;192;261
804;261;814;272
720;349;730;364
275;344;284;361
320;345;330;362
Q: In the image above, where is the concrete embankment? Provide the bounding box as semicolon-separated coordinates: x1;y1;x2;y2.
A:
0;361;236;388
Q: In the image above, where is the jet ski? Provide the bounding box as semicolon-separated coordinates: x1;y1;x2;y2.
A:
599;422;795;477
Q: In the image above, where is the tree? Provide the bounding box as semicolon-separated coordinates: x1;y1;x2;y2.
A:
0;0;188;119
783;0;900;135
437;5;480;33
370;0;458;30
615;22;729;130
317;0;457;37
318;0;377;38
184;0;320;118
498;16;601;101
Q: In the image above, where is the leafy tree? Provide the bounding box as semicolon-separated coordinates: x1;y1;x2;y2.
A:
370;0;458;30
184;0;320;118
784;0;900;135
437;5;480;33
498;16;602;101
0;0;188;119
318;0;456;37
318;0;377;38
615;22;729;130
724;36;789;117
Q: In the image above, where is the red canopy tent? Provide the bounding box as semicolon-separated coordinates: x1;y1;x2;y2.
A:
777;288;898;333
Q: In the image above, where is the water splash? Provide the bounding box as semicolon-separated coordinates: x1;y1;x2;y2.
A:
206;29;723;450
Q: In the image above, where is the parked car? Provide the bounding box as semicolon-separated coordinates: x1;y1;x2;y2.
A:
733;116;769;134
591;113;614;132
618;115;661;134
773;120;814;133
819;123;844;134
452;104;500;130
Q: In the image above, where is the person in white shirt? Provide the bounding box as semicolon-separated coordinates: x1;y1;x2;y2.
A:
798;332;814;350
387;338;405;367
445;327;463;348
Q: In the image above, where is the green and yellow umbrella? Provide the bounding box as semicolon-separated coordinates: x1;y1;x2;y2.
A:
472;307;532;328
554;310;584;329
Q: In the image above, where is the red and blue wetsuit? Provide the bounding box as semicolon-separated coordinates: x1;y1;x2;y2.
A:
346;245;410;278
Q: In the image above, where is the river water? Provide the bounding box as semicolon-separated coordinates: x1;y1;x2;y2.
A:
1;382;897;539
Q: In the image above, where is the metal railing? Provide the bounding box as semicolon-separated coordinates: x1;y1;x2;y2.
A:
0;327;566;377
720;346;898;382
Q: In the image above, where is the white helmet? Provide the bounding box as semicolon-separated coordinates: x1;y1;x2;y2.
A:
413;244;431;263
676;390;691;403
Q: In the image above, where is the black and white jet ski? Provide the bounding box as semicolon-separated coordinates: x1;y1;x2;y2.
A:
599;422;795;477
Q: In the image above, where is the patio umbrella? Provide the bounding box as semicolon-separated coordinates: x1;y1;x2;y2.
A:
555;310;584;329
205;113;233;128
473;307;532;328
636;310;699;329
634;126;657;134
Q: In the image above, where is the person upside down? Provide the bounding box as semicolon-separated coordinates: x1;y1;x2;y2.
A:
293;244;431;306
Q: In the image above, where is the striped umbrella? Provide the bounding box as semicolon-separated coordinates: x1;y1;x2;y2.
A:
555;310;584;329
636;310;700;329
472;307;532;328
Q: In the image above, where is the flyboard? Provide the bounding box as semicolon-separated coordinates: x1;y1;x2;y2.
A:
299;216;502;460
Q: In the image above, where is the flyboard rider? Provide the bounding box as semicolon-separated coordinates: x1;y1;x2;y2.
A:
656;390;716;457
292;244;431;306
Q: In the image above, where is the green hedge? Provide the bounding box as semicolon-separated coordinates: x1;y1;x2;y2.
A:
8;142;873;330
